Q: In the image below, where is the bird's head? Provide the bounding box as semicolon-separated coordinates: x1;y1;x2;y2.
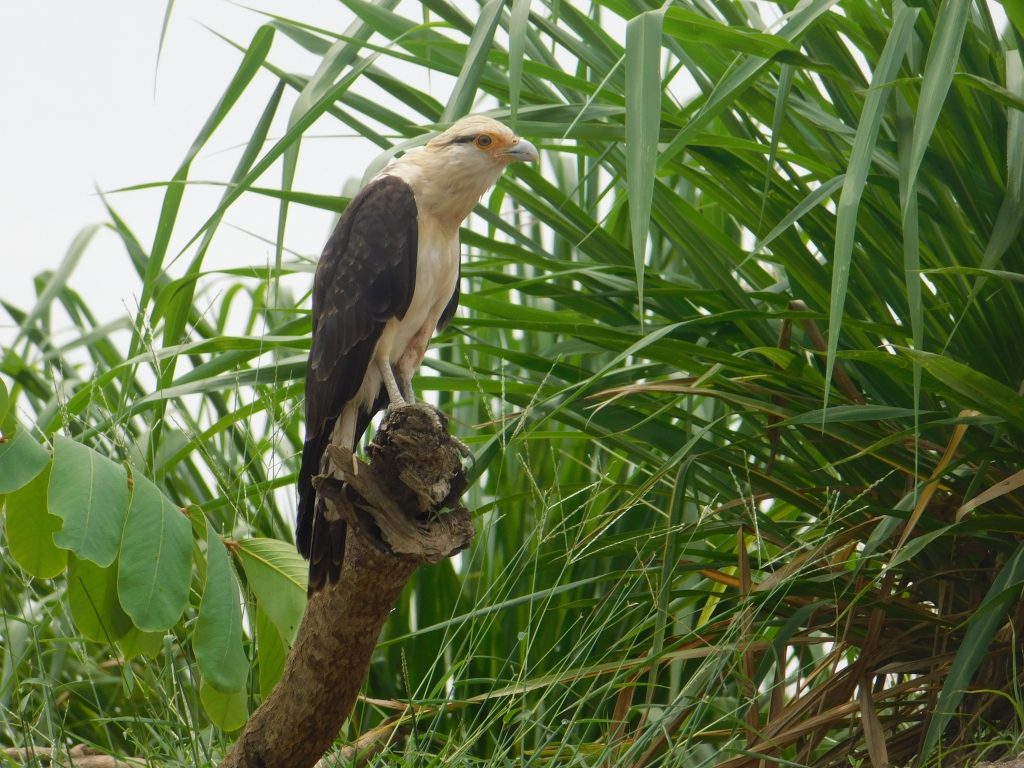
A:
426;115;539;168
385;114;536;228
388;115;536;229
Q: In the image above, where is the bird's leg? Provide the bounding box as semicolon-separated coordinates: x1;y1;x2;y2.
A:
377;358;408;409
396;368;416;405
331;406;360;476
331;407;357;451
395;331;431;404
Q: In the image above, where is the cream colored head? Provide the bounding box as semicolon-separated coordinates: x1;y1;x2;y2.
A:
387;115;538;230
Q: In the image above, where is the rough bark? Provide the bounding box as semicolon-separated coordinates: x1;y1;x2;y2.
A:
221;404;473;768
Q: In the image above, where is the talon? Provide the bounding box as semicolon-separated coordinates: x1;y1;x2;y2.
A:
377;358;408;409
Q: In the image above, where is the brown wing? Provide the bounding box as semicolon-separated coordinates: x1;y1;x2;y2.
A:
297;175;418;590
437;261;461;331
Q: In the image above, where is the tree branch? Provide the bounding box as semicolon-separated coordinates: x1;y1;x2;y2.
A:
4;745;145;768
221;404;473;768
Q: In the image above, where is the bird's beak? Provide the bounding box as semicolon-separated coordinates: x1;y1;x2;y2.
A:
501;137;539;163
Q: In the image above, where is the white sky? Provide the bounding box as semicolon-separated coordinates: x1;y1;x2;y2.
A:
1;1;387;333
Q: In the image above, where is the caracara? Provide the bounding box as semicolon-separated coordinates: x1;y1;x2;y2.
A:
297;115;538;591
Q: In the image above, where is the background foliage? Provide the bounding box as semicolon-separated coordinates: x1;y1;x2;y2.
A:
3;0;1024;765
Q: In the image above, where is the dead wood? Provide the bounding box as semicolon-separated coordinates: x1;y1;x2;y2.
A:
3;745;145;767
314;720;411;768
220;404;473;768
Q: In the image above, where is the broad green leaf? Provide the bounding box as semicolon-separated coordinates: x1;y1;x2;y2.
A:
625;6;665;314
67;555;133;642
5;465;66;578
117;473;192;631
49;435;129;566
256;605;288;696
0;420;49;494
0;377;8;422
917;544;1024;764
194;530;248;693
118;627;165;659
235;537;306;644
200;679;249;731
185;503;208;544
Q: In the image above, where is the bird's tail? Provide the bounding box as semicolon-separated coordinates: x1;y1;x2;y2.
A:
295;435;325;560
297;436;344;592
297;388;388;592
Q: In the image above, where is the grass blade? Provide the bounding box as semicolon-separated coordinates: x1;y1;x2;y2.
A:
824;6;918;409
625;5;665;317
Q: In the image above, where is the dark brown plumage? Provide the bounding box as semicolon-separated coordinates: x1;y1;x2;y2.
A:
297;176;419;590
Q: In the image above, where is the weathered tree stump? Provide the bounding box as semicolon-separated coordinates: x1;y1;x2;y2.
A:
221;404;473;768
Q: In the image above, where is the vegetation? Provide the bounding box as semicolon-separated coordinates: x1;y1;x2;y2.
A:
3;0;1024;765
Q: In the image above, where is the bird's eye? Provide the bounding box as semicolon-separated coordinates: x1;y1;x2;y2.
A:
476;134;493;147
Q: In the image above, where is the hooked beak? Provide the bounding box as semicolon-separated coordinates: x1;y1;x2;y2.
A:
500;137;539;163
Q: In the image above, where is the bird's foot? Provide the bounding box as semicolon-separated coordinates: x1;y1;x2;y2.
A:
398;377;416;405
378;358;408;409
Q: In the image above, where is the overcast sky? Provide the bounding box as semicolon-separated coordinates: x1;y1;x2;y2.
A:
1;1;386;332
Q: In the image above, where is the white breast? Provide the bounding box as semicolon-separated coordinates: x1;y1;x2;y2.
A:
391;214;460;374
349;168;461;412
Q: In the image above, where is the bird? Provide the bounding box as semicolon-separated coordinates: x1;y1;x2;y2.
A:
297;115;538;591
